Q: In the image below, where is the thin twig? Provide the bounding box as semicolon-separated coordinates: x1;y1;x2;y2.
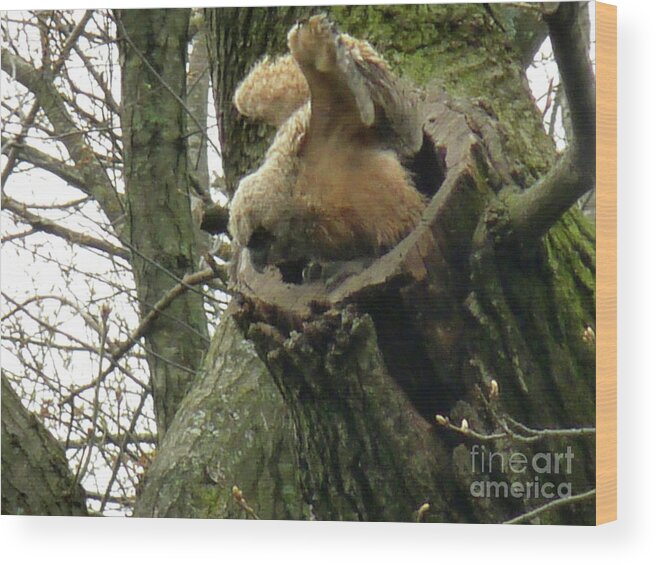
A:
435;386;595;444
1;10;93;186
58;267;220;405
110;267;219;360
74;308;109;483
231;485;260;520
3;194;130;260
504;488;596;524
99;388;149;513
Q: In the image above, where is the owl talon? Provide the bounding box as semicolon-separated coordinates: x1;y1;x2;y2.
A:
288;14;338;72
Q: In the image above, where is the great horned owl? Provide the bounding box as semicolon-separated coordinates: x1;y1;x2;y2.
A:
229;15;427;281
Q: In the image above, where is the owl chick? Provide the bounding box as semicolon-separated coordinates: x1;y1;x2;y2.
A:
229;15;426;280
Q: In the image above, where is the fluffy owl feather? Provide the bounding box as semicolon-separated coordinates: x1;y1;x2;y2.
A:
229;15;426;279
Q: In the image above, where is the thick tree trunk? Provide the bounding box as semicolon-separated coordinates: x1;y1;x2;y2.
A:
117;9;209;442
133;315;304;519
136;4;595;524
2;377;88;516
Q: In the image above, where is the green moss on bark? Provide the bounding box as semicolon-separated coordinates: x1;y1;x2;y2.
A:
331;3;554;183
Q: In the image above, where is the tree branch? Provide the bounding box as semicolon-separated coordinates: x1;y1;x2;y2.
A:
1;46;126;231
3;194;130;260
505;1;595;241
504;488;596;524
72;43;121;117
1;136;87;190
57;267;223;405
99;388;149;513
1;376;88;516
110;267;219;361
1;11;93;188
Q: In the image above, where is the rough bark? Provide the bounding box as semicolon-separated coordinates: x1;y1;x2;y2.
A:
116;9;209;442
133;314;305;519
493;3;550;69
137;4;595;524
2;377;88;516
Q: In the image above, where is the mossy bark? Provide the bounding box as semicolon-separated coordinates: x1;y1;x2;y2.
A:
133;315;305;519
117;9;209;442
2;377;88;516
137;4;595;524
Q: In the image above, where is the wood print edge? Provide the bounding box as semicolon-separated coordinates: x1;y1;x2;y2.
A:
595;1;617;526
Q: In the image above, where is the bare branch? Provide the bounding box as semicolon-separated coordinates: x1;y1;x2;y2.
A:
99;389;149;513
3;194;130;260
74;310;108;483
231;485;261;520
1;227;35;243
1;103;40;188
109;267;220;361
1;136;88;190
1;11;93;188
505;1;595;241
436;412;595;444
84;491;134;508
72;43;121;116
63;431;155;450
58;267;222;405
1;46;126;230
504;488;596;524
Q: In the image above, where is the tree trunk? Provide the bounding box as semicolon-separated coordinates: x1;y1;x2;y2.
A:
2;377;88;516
136;4;595;524
133;314;305;519
116;9;209;442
